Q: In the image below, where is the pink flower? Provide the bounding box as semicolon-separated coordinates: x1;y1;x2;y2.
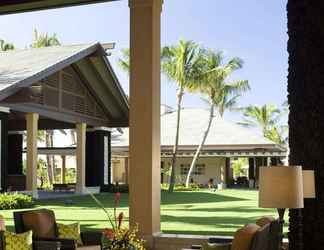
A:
115;192;121;207
103;228;114;240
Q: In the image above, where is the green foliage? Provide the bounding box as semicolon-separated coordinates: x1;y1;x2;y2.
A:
239;103;288;144
161;183;200;191
0;193;34;210
117;48;130;74
0;39;14;51
232;158;248;177
31;29;60;48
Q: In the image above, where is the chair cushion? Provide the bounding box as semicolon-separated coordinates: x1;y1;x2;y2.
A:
255;216;275;227
4;230;33;250
58;223;83;246
22;211;56;239
250;223;270;250
76;246;101;250
231;224;260;250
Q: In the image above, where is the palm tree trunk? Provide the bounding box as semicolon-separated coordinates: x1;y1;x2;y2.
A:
168;88;184;192
45;130;54;185
185;104;215;187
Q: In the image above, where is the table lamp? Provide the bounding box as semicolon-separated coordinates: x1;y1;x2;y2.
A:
303;170;316;199
259;166;304;250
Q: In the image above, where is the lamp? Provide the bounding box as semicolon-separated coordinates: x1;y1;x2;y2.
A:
259;166;304;250
303;170;316;198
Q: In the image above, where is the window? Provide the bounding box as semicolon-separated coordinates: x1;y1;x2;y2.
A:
180;164;205;176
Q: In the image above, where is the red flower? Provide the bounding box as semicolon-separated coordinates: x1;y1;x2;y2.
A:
118;212;124;229
114;192;121;207
103;228;114;240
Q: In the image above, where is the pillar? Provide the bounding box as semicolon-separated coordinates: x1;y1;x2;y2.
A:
76;123;86;194
8;133;23;175
61;155;66;184
0;112;8;191
287;1;324;249
85;129;111;191
129;0;162;245
26;113;38;199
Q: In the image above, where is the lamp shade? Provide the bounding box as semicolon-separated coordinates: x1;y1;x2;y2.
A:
303;170;316;198
259;166;304;209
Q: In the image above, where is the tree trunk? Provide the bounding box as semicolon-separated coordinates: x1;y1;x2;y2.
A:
168;88;184;192
45;130;54;185
287;1;324;250
185;104;214;187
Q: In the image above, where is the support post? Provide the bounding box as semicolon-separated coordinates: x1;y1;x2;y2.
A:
61;155;66;184
26;113;38;199
76;123;86;194
129;0;163;245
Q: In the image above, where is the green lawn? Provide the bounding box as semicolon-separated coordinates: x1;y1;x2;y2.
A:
0;189;287;236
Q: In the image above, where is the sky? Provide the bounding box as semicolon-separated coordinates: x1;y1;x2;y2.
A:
0;0;288;124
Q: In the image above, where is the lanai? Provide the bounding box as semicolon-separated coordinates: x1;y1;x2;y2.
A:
0;43;128;198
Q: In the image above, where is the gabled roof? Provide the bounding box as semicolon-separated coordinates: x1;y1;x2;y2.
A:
0;43;129;127
0;0;117;15
112;108;286;154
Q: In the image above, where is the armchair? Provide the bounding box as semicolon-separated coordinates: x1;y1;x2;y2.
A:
14;209;102;250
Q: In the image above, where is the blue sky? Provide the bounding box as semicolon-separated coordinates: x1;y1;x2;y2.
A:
0;0;288;122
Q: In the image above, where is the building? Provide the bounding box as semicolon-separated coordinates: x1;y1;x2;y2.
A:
0;43;128;197
112;106;286;187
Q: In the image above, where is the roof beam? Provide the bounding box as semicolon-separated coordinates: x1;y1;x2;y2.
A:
0;0;118;15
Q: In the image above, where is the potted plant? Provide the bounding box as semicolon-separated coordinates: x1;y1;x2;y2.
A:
90;192;145;250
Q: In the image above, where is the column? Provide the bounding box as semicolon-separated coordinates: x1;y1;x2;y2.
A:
129;0;163;245
85;129;111;191
8;133;23;175
61;155;66;184
76;123;86;194
26;113;38;199
0;112;9;191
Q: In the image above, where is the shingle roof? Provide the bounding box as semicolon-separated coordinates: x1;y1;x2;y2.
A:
112;108;284;151
0;44;101;99
0;43;129;126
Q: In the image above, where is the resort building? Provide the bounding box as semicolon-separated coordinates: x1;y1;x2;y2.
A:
111;105;286;187
0;43;128;197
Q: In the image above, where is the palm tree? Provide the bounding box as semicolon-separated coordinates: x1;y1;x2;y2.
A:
118;48;130;73
239;104;281;136
31;29;60;48
0;39;14;51
30;28;61;185
162;40;205;192
185;50;249;187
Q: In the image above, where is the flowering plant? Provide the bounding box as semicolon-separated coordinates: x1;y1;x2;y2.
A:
90;192;145;250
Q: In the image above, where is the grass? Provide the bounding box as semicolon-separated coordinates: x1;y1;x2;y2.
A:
0;189;288;236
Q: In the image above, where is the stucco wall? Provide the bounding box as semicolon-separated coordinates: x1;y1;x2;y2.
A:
112;156;227;186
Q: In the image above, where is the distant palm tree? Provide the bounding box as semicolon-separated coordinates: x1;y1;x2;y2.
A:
239;104;281;135
31;28;61;185
0;39;14;51
162;40;205;192
185;50;249;187
31;29;60;48
118;48;130;74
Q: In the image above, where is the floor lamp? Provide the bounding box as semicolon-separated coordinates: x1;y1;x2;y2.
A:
259;166;304;250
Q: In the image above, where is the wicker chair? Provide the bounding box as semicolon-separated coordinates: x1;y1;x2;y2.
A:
14;209;102;250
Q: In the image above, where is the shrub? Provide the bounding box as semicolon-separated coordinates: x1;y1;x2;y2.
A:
0;193;34;210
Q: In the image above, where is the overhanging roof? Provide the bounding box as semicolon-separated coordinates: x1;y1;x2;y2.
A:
0;43;129;127
112;108;287;156
0;0;118;15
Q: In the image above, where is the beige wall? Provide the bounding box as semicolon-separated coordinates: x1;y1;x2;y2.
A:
162;157;226;185
112;158;127;184
112;156;227;186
